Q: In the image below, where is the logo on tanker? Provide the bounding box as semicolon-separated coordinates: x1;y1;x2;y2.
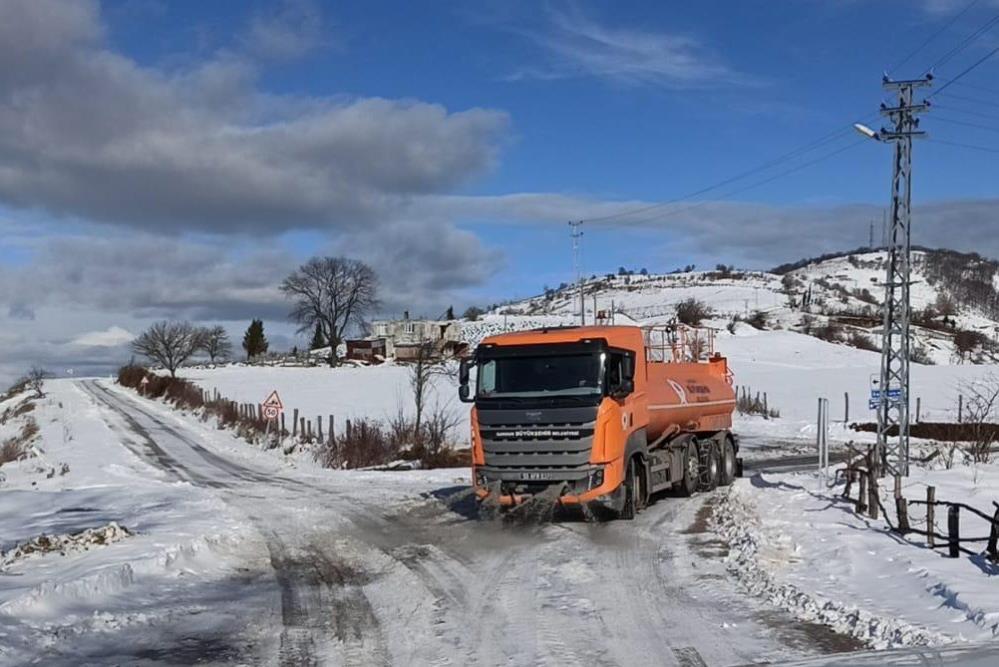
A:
667;379;688;405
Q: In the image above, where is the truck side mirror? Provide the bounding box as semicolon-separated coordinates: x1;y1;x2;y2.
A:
622;354;635;381
458;360;474;403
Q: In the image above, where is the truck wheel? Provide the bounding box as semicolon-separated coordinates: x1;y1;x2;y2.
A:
699;440;720;491
678;438;699;497
619;457;639;520
719;436;737;486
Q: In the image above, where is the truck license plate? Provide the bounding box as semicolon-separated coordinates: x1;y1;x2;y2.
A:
522;472;554;481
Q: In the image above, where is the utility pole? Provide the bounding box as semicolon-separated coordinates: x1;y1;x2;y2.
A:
874;74;931;477
569;221;584;326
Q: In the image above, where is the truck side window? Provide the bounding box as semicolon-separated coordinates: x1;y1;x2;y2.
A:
607;353;623;391
479;360;496;395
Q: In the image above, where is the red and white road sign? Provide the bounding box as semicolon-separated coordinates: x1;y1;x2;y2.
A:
261;390;284;421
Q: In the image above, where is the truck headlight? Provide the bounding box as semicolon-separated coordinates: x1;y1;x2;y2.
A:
588;467;604;489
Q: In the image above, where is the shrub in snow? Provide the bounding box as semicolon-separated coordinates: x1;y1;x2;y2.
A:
1;522;132;570
675;298;712;326
0;417;38;466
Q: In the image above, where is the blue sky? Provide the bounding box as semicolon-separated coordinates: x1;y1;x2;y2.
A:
98;0;999;284
0;0;997;382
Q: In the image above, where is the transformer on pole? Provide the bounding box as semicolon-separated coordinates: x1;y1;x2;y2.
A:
874;74;931;477
569;221;584;325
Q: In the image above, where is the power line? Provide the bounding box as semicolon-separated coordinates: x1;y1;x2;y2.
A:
929;10;999;70
935;77;999;97
937;91;999;109
890;0;982;75
933;102;999;120
934;114;999;133
929;137;999;153
931;44;999;97
581;116;874;225
605;139;865;228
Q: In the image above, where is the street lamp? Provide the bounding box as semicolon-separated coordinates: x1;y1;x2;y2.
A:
853;123;881;141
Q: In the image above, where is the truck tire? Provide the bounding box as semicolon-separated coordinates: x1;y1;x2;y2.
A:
619;457;640;520
699;440;720;491
719;435;737;486
678;438;700;497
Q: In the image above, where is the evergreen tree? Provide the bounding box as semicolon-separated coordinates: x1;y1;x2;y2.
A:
309;321;326;350
242;319;268;360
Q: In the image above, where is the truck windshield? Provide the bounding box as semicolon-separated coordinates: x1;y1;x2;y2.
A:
477;353;603;398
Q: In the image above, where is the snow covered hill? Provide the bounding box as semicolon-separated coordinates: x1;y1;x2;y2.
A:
492;248;999;366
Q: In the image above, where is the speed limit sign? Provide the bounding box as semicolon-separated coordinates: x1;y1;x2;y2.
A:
261;390;283;421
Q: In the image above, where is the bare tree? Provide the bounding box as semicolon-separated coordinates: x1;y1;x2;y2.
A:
410;341;442;439
959;374;999;463
280;257;378;367
200;325;232;364
23;366;51;398
131;321;205;378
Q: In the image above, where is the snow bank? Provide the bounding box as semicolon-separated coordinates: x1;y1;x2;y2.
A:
713;463;999;647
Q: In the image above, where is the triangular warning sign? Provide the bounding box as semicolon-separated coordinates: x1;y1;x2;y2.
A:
262;390;283;410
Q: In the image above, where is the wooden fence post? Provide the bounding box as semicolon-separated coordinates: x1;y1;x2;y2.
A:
328;415;334;444
987;505;999;563
915;397;921;423
959;395;964;423
317;416;323;442
948;505;960;558
292;408;299;437
281;412;286;435
868;471;879;520
892;476;905;531
927;486;936;548
858;473;868;514
763;392;768;415
844;391;849;423
896;496;910;534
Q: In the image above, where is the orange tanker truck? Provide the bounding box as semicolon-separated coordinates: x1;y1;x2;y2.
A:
458;324;740;519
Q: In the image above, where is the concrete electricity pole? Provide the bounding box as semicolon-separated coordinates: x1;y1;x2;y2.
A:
857;74;931;476
569;221;584;325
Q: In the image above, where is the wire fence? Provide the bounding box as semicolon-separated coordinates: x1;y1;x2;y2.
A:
838;445;999;562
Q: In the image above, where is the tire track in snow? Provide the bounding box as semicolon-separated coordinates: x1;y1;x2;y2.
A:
79;380;391;667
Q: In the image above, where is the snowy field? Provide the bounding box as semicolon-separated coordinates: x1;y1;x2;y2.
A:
177;327;999;459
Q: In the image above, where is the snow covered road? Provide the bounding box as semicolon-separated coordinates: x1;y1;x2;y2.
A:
17;379;884;666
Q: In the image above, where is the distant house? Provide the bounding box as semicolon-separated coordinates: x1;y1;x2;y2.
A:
370;314;467;360
345;338;386;363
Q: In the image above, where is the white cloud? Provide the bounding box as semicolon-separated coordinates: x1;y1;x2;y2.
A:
507;5;740;87
71;326;136;348
0;0;509;235
242;0;330;61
